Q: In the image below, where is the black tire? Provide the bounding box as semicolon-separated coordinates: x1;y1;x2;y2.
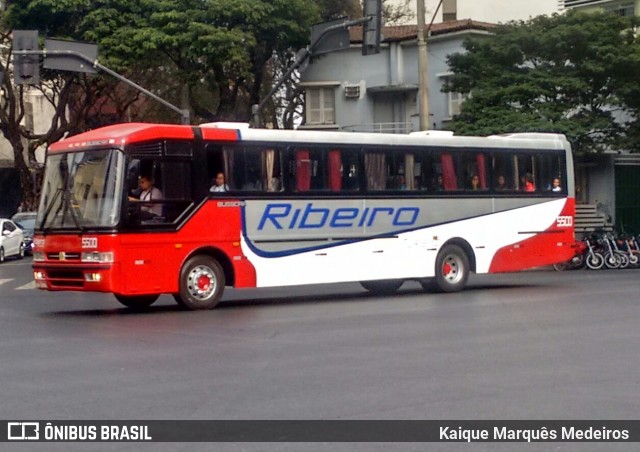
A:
360;279;404;295
617;253;630;269
114;294;159;310
173;255;225;310
0;247;4;263
419;278;437;291
604;252;621;269
570;253;586;270
433;244;469;293
553;261;570;271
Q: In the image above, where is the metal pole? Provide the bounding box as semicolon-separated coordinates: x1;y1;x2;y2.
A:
416;0;429;131
14;49;190;124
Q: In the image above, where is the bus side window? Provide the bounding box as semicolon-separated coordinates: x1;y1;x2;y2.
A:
538;153;565;193
328;149;341;191
341;150;359;191
364;151;386;190
458;152;488;191
264;148;282;192
205;144;226;190
295;149;311;191
492;154;514;191
440;153;457;190
160;160;191;222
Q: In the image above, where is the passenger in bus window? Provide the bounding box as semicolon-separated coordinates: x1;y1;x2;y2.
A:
496;175;508;190
210;172;229;192
432;174;444;191
242;168;263;191
397;175;407;190
523;173;536;192
242;179;262;191
469;175;480;190
551;177;562;192
268;177;281;192
129;175;163;217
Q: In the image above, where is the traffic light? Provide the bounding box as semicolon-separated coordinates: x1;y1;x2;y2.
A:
362;0;382;55
13;30;40;85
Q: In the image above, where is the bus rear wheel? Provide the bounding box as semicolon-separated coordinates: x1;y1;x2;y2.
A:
174;255;225;310
433;244;469;293
360;279;403;295
114;294;159;310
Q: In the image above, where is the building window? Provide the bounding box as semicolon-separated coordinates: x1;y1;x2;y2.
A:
306;87;335;125
605;3;635;16
439;73;467;118
448;91;467;117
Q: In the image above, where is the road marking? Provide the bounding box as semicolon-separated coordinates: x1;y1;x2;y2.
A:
0;278;12;287
16;281;36;290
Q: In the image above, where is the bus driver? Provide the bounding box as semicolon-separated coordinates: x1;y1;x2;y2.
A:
129;175;163;217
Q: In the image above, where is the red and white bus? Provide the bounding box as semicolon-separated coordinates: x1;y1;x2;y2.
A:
32;123;575;309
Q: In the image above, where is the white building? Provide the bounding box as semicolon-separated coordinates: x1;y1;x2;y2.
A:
388;0;560;24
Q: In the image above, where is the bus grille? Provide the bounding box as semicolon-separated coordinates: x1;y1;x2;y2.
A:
47;269;85;288
47;252;81;261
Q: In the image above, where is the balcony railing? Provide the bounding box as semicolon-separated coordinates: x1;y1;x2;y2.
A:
563;0;618;9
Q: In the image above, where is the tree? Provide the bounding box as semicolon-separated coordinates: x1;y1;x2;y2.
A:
444;11;640;155
77;0;321;123
382;0;414;25
314;0;361;20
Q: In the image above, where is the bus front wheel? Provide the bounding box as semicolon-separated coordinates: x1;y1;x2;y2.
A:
174;255;225;310
432;244;469;293
114;294;159;310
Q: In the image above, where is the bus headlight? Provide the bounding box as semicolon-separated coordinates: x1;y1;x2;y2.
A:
33;251;45;262
81;252;114;263
84;273;102;282
33;271;46;280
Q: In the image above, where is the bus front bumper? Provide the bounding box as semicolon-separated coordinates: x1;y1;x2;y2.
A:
32;262;117;292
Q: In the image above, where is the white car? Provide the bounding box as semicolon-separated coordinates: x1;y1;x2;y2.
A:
0;219;25;263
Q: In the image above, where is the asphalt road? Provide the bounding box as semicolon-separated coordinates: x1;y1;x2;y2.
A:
0;257;638;451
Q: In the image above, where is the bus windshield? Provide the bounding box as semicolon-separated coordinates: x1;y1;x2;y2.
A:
37;149;125;230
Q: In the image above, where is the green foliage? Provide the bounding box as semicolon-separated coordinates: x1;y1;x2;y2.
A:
5;0;322;122
445;11;640;154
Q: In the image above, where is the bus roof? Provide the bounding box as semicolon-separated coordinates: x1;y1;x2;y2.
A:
48;122;569;153
49;123;195;153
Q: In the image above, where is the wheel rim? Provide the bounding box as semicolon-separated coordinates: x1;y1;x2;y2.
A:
186;265;217;301
588;254;603;269
442;254;463;284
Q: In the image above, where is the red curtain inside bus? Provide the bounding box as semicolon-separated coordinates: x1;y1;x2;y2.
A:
328;150;341;191
476;153;487;189
296;149;311;191
441;153;457;190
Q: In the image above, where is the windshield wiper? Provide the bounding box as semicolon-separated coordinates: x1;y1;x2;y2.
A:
39;187;64;230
